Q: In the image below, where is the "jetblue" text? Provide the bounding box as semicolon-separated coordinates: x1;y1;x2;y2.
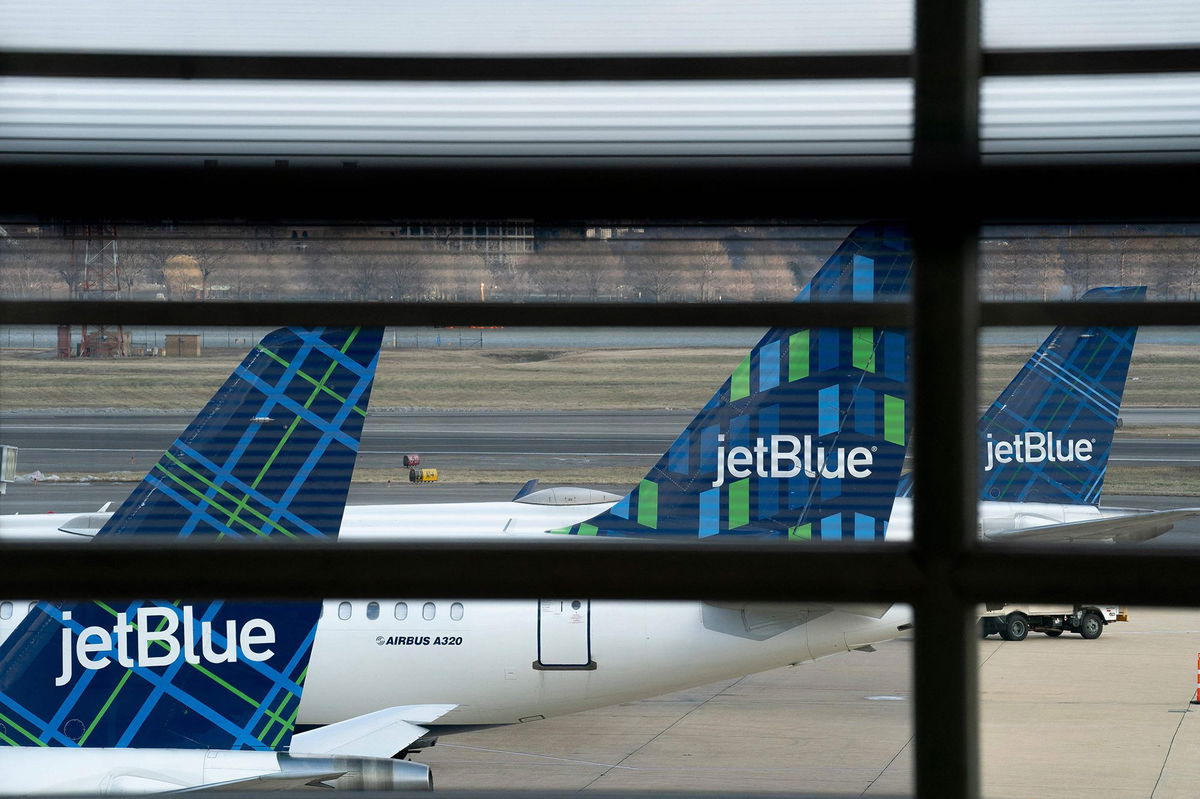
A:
712;434;874;488
983;431;1093;472
56;606;276;686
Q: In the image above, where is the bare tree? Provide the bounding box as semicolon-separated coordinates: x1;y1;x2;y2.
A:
380;250;430;301
626;252;679;302
689;240;728;302
163;254;203;299
0;231;69;298
979;238;1024;299
1058;225;1095;296
117;237;172;297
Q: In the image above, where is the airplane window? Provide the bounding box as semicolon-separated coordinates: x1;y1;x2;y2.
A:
366;601;380;620
28;601;37;612
394;602;408;620
422;602;436;621
337;601;352;620
0;601;11;620
450;602;464;621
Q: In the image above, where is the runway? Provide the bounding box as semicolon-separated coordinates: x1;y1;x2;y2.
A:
3;408;1199;476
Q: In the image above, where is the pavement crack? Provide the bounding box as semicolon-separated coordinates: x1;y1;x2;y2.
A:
579;677;747;791
861;641;1003;796
1149;693;1194;798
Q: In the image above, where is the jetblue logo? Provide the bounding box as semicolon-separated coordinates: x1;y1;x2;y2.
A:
56;606;276;686
712;434;874;488
984;432;1094;472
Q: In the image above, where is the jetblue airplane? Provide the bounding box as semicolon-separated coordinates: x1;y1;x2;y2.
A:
2;227;1195;792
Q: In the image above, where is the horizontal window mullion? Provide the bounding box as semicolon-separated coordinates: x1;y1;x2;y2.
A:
4;299;1193;328
6;164;1200;219
4;48;1197;82
958;548;1200;604
5;541;1200;603
0;52;914;82
981;301;1198;326
2;541;922;601
984;47;1200;77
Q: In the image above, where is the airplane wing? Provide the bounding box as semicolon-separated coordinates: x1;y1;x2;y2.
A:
702;602;894;641
289;704;457;759
984;508;1200;544
171;770;347;792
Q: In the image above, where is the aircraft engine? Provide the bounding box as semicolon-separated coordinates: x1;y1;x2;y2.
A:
281;753;433;791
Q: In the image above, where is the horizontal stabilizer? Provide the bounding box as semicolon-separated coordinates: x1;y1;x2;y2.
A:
985;508;1200;544
290;705;456;759
172;770;347;793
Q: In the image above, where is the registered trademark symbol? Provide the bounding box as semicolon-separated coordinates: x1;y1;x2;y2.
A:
871;446;877;452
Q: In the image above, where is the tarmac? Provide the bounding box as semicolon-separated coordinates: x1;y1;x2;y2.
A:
413;608;1200;798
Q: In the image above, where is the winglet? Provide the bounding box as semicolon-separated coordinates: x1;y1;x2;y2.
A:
513;479;540;501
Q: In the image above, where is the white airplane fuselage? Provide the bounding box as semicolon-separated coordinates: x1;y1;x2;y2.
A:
0;495;1128;730
302;599;908;727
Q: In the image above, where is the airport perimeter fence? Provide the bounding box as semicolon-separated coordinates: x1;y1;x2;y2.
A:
3;3;1200;798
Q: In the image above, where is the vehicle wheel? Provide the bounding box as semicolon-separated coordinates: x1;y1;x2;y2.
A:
1079;612;1103;640
1000;613;1029;642
1043;629;1063;637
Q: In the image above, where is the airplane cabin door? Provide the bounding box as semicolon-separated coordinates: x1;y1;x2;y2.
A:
536;599;594;669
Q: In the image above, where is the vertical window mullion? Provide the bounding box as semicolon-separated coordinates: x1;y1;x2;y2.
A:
913;1;982;797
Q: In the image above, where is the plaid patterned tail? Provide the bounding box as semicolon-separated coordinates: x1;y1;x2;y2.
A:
0;327;382;751
976;286;1145;505
551;223;913;540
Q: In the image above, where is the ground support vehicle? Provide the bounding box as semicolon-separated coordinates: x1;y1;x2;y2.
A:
979;604;1128;641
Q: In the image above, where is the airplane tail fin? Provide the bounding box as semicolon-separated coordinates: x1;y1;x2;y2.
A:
0;327;383;750
552;224;913;539
978;286;1144;505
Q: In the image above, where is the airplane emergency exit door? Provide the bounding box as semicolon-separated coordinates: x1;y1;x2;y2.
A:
536;599;594;669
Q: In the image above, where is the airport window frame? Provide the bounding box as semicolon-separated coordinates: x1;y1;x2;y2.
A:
3;5;1200;799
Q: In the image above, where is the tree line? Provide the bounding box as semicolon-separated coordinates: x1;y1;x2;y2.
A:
2;223;1197;302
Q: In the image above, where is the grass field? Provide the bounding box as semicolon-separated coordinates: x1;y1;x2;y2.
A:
1;343;1195;413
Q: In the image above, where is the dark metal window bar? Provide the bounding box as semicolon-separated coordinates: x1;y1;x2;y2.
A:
3;4;1200;799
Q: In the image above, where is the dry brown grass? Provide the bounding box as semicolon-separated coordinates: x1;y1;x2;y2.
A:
1102;465;1200;497
2;343;1194;412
